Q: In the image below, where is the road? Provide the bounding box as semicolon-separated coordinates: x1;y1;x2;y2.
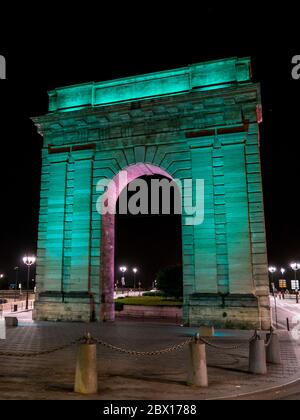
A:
270;294;300;331
233;295;300;400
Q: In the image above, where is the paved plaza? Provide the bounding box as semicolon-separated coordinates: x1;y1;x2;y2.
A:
0;313;300;400
270;295;300;330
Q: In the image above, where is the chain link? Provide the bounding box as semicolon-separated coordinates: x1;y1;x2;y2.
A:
198;330;260;351
95;337;194;357
198;336;247;351
0;338;80;358
0;330;265;358
265;330;274;348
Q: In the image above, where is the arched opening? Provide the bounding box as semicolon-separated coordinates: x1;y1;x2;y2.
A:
100;164;183;321
115;174;182;292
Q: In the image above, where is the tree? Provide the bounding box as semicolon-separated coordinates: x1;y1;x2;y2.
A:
156;265;183;299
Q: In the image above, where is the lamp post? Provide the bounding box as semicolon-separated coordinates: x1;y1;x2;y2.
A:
23;256;36;310
291;263;300;303
0;274;4;297
132;268;138;291
120;266;127;294
0;274;4;296
269;266;277;293
290;263;300;280
269;266;278;329
14;266;19;302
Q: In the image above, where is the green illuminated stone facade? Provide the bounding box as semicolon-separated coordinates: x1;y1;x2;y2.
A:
33;57;271;329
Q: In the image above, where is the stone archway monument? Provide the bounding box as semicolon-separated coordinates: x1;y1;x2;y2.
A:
33;57;271;330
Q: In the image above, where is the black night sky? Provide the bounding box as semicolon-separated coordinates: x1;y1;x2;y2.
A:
0;4;299;286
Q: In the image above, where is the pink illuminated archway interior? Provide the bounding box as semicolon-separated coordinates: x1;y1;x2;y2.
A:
100;163;173;321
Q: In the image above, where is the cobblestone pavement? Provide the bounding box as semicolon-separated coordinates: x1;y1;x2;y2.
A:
0;319;299;400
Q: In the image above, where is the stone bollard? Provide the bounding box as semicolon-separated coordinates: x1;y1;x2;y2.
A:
74;333;98;395
187;334;208;387
249;331;267;375
266;332;281;365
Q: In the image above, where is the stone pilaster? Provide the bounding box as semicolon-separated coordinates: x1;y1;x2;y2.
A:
68;149;94;293
188;136;218;294
43;152;69;293
212;136;229;295
222;137;254;295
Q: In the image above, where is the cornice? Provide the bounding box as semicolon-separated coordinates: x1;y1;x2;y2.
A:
32;83;260;143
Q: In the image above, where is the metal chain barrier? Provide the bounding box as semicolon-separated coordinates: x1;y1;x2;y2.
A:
0;329;270;358
95;336;194;357
265;329;274;348
198;330;259;351
198;336;247;351
0;338;81;358
0;334;194;358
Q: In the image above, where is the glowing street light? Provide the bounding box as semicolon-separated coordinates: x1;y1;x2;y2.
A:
280;268;286;277
268;266;278;328
0;274;4;290
23;256;36;310
291;263;300;303
14;266;19;302
290;263;300;278
268;266;277;291
132;267;138;290
119;266;127;290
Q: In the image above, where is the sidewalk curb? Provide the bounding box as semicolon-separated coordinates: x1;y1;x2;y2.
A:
209;374;300;400
210;333;300;400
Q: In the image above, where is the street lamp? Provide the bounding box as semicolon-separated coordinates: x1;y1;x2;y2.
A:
268;266;277;291
0;274;4;291
23;256;36;310
291;263;300;303
119;266;127;293
132;268;138;290
268;266;278;329
14;266;19;302
280;268;286;277
0;274;4;293
290;263;300;279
